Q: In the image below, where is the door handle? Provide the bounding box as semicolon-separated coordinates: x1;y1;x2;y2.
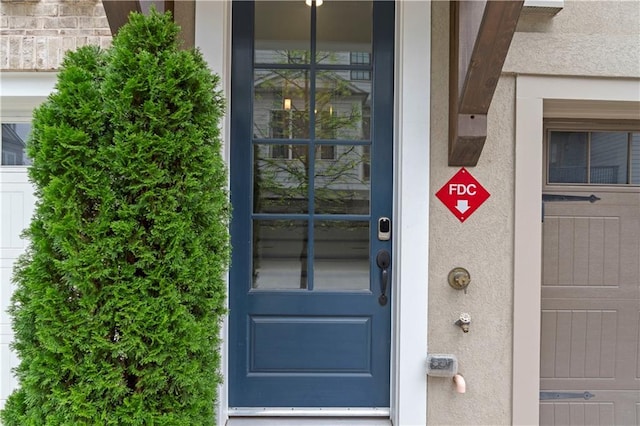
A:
376;250;391;306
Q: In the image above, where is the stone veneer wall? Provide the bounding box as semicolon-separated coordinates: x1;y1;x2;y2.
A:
1;0;112;71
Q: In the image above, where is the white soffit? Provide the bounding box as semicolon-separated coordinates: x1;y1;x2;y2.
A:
522;0;563;14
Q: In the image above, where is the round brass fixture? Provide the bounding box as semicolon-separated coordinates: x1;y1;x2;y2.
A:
448;267;471;291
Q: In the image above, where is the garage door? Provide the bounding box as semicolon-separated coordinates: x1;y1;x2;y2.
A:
541;127;640;425
0;122;35;409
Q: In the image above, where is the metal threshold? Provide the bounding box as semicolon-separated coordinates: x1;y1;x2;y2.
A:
227;408;392;426
227;418;392;426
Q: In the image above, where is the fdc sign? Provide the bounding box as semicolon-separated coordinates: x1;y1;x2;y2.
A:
436;168;490;222
448;184;477;196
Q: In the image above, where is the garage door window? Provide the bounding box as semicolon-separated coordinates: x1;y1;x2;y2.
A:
1;122;32;166
548;129;640;185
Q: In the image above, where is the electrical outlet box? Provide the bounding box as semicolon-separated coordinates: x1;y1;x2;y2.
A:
426;354;458;377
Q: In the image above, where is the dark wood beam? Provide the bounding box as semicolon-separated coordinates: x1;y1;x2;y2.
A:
173;1;195;49
102;0;176;36
449;0;524;166
102;1;141;35
140;1;174;16
459;0;524;114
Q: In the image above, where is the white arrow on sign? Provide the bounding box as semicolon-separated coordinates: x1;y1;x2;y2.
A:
455;199;470;213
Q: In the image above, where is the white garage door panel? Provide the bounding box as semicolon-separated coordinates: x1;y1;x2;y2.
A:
0;178;35;256
0;261;18;327
0;334;19;406
0;170;35;409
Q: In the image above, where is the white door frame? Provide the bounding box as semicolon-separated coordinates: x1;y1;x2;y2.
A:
513;75;640;425
195;1;430;425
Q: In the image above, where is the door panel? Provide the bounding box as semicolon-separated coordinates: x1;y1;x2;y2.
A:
541;190;640;425
250;316;372;372
230;1;394;408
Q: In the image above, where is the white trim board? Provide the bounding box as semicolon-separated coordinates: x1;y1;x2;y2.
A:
512;75;640;425
0;72;57;116
194;2;231;426
391;1;430;425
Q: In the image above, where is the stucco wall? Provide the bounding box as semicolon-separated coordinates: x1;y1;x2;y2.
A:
429;2;515;424
0;0;111;71
428;1;639;424
506;1;640;77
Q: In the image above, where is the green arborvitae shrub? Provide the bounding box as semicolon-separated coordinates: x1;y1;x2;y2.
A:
2;10;229;425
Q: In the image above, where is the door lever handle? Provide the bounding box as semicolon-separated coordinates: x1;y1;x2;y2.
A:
376;250;391;306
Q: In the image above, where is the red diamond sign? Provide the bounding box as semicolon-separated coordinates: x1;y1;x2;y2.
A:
435;168;490;223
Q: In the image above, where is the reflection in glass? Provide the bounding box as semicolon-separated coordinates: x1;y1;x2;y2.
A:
253;220;309;290
1;123;32;166
254;144;309;214
315;145;370;215
255;1;310;64
316;1;372;65
314;221;369;291
591;132;628;184
350;52;371;81
548;131;588;183
630;133;639;184
254;69;310;140
315;70;371;141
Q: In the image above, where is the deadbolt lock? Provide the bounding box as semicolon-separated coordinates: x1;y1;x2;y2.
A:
448;267;471;291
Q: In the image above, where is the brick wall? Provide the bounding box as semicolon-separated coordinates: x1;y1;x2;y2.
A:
1;0;112;71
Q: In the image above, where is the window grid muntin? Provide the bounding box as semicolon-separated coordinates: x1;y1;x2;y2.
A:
251;2;375;292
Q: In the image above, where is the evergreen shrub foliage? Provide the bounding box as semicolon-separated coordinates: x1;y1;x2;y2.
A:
2;10;229;425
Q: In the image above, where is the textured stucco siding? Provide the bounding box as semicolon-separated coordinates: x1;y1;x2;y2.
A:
429;2;515;424
506;1;640;77
428;1;639;425
0;0;112;71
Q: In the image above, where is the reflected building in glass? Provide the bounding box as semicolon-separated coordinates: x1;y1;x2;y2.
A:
250;1;374;291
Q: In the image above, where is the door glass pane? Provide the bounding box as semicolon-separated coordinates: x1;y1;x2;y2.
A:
254;144;309;214
314;221;369;291
1;123;32;166
630;133;640;184
316;1;372;65
253;220;309;290
590;132;628;184
254;69;311;140
315;70;371;140
548;131;588;183
255;2;310;65
315;145;370;215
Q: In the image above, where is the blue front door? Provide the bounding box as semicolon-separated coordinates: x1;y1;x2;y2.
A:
229;0;394;408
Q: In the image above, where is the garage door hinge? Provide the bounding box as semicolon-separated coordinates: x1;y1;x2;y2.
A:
542;194;601;203
539;391;595;400
541;194;601;222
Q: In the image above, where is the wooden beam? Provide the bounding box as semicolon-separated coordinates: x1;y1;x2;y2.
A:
449;0;524;166
102;0;141;35
103;0;176;36
140;1;174;15
173;1;196;49
449;113;488;167
460;0;524;114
